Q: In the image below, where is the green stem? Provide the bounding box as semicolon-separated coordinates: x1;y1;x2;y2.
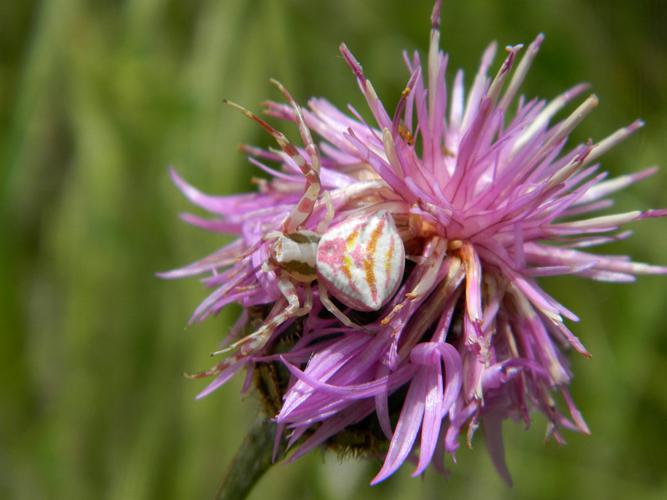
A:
215;417;282;500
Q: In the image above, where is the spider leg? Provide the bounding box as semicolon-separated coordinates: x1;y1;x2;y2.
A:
185;360;234;380
317;281;364;330
224;96;320;233
316;191;334;234
270;79;323;233
212;275;310;357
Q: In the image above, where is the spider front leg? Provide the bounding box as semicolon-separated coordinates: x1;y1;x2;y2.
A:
224;82;321;234
270;79;323;233
316;191;334;234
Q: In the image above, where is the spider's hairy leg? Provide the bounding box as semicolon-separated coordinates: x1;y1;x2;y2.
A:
223;95;319;233
317;281;365;330
270;79;323;233
316;191;334;234
212;277;313;358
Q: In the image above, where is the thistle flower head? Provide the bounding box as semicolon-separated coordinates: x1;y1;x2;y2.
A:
163;0;667;484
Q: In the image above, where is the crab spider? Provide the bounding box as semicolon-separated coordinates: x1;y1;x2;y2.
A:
216;81;406;357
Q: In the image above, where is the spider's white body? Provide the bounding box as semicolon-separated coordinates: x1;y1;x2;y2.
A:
315;210;405;311
275;210;405;312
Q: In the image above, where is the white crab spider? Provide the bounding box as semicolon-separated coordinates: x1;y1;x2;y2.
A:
215;81;406;357
273;209;405;310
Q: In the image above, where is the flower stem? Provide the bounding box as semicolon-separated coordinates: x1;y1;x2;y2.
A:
215;417;282;500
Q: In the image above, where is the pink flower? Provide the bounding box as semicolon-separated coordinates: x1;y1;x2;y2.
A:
163;0;666;485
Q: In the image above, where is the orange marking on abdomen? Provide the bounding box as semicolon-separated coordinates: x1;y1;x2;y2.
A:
341;229;359;293
345;228;360;251
385;236;395;285
364;218;385;304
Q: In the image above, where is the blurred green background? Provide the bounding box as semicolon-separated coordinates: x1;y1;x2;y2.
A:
2;0;666;499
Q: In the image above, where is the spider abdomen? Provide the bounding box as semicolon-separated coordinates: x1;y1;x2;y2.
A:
316;210;405;311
